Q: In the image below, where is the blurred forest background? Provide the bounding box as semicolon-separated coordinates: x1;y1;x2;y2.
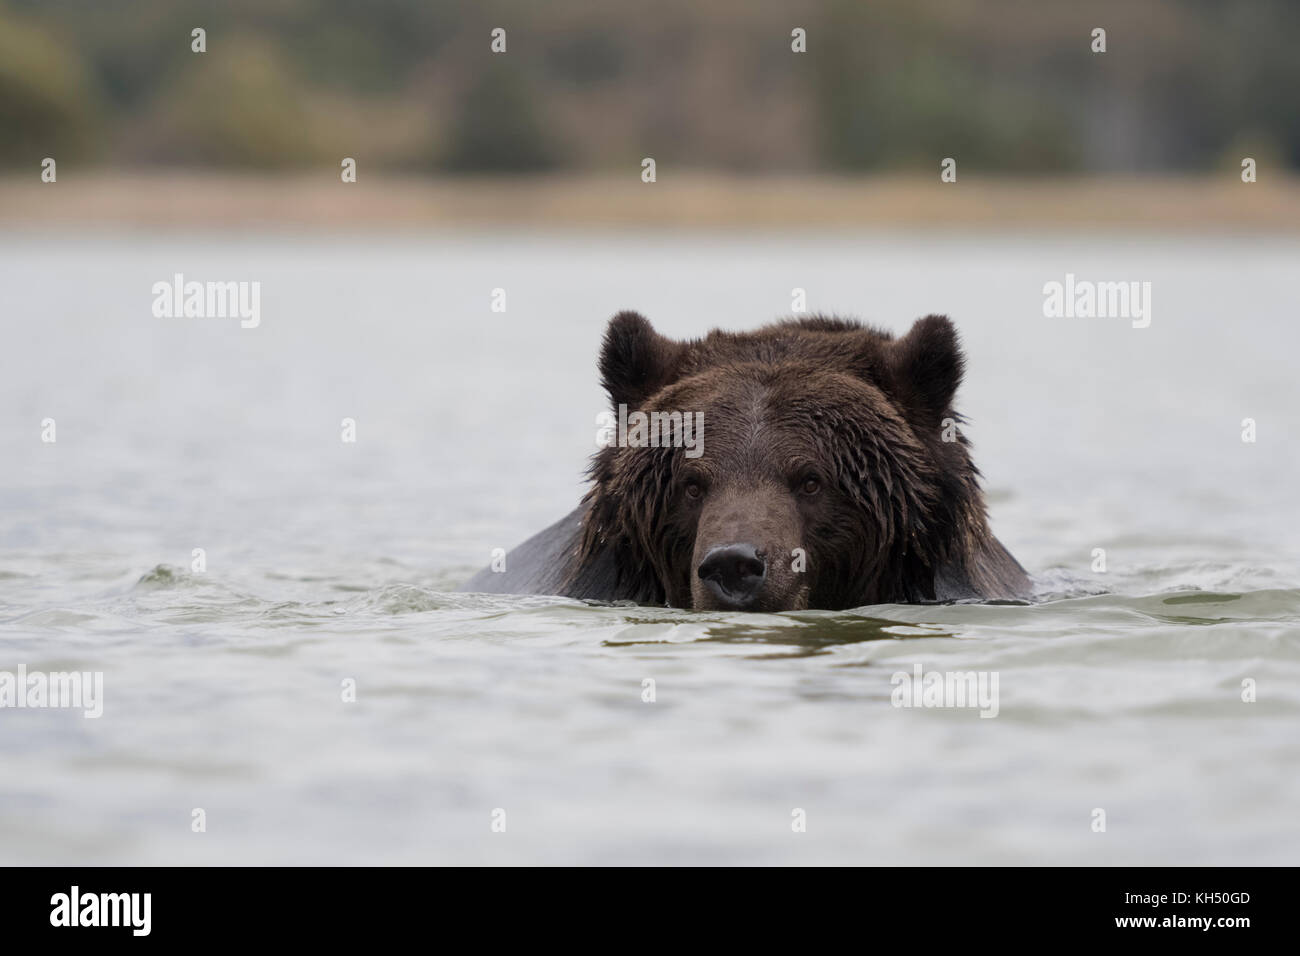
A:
3;0;1298;175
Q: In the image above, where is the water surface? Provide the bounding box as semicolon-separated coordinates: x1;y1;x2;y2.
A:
2;230;1297;864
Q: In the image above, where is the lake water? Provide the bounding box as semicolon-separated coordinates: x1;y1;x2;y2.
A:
1;229;1298;865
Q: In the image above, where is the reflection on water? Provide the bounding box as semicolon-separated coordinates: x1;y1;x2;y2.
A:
671;614;952;657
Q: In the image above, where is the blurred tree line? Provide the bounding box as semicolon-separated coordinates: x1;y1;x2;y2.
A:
2;0;1297;173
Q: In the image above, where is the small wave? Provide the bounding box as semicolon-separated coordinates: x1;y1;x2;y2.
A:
1029;567;1110;601
345;583;454;615
133;564;190;590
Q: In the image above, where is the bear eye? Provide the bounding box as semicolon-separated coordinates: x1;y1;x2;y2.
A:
684;479;704;500
799;475;821;496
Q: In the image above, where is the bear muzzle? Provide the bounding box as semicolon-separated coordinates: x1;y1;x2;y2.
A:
689;482;807;611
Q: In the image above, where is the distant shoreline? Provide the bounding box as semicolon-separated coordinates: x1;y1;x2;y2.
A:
3;172;1298;231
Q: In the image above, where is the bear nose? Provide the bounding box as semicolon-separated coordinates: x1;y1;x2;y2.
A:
697;544;767;609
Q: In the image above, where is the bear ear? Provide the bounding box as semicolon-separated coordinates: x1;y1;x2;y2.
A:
599;311;684;410
887;314;964;425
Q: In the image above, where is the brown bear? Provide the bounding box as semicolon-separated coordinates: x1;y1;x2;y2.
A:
464;312;1029;609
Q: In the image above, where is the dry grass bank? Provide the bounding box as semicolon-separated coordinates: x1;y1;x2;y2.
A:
2;172;1298;231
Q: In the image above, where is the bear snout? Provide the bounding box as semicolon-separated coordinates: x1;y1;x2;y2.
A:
697;543;767;610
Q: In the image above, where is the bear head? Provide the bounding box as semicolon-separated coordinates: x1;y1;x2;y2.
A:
573;311;998;611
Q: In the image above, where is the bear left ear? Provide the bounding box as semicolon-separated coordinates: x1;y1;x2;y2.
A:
887;314;964;425
599;311;685;410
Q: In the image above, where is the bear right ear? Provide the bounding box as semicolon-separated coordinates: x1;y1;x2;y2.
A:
886;314;965;426
599;311;684;410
